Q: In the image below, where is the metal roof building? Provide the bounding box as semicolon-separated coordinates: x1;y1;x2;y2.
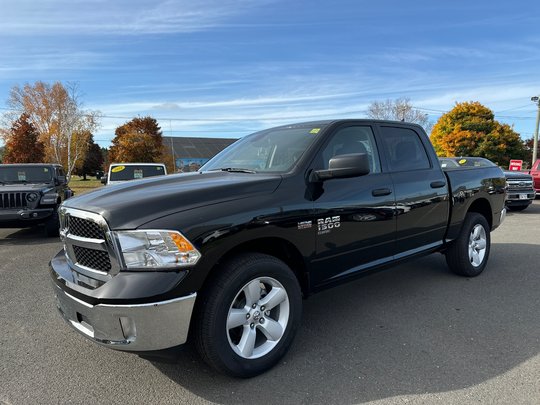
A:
162;136;238;172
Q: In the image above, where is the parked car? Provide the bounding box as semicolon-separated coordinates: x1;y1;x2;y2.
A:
504;171;535;211
439;157;535;211
51;120;506;377
439;156;495;169
101;163;167;185
529;159;540;196
0;163;73;236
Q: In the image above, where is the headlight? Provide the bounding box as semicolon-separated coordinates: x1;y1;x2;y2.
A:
115;230;201;270
26;192;39;203
40;194;58;204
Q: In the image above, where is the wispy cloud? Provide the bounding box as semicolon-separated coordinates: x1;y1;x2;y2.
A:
0;0;273;35
0;50;106;78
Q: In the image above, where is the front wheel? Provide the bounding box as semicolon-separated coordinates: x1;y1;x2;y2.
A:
44;209;60;237
194;253;302;377
445;212;491;277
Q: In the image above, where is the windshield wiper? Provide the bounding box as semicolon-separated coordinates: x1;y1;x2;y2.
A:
210;168;257;173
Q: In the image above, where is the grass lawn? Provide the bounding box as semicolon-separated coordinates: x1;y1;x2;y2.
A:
69;175;103;195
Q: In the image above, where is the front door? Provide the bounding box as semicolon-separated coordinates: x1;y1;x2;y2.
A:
308;124;396;288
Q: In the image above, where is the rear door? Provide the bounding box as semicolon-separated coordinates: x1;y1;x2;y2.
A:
377;125;450;258
309;124;396;288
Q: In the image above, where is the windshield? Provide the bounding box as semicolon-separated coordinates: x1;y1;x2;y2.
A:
202;125;327;173
0;166;53;183
440;157;496;168
109;165;166;181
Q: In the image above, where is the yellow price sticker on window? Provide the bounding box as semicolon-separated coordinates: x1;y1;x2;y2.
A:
111;165;125;173
309;128;321;134
458;159;467;165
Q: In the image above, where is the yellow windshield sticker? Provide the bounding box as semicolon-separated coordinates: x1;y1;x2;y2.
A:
44;168;49;172
458;159;467;165
309;128;321;134
111;165;125;173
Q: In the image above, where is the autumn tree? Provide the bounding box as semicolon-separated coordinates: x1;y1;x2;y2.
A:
367;97;432;131
73;134;104;180
524;137;539;167
4;81;100;178
2;113;45;163
109;117;165;163
430;101;526;167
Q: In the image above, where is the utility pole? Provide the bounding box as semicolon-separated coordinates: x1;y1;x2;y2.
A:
169;120;176;172
532;96;540;165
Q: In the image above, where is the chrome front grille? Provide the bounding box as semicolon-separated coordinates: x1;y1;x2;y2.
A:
73;245;112;272
507;180;533;190
67;216;106;240
0;192;28;209
60;207;120;287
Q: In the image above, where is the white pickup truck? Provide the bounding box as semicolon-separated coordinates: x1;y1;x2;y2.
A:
101;163;167;185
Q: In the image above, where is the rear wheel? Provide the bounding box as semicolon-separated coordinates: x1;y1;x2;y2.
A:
194;253;302;377
445;212;490;277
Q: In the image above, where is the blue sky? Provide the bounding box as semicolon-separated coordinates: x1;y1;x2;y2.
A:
1;0;539;147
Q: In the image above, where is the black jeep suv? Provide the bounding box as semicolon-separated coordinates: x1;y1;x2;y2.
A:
0;163;72;236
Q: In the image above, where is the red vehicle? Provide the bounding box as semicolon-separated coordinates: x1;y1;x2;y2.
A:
531;159;540;195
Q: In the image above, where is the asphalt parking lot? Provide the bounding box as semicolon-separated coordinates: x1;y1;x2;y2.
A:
1;202;539;405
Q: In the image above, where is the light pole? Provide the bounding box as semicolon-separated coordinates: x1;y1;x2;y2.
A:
532;96;540;165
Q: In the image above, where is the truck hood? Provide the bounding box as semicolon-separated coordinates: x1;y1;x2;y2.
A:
503;171;532;180
0;183;53;193
63;171;282;229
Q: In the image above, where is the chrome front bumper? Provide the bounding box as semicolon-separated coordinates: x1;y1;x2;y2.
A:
53;283;196;351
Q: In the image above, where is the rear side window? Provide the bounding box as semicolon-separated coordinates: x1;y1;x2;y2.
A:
379;126;431;171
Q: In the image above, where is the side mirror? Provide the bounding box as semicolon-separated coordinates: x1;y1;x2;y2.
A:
101;176;108;185
310;153;370;182
56;175;66;185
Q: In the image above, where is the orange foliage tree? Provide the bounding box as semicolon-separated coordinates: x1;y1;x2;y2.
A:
3;113;45;163
430;102;526;167
5;81;100;178
109;117;166;164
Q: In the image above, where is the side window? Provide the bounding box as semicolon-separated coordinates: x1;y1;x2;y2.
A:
379;126;431;171
320;126;381;173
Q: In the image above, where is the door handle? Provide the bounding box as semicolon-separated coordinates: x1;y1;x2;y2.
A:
372;188;392;197
430;181;446;188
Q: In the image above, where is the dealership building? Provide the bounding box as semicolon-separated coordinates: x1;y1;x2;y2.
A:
162;136;237;172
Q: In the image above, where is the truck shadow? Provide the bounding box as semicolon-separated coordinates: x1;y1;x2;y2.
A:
506;199;540;216
0;227;57;245
149;244;539;404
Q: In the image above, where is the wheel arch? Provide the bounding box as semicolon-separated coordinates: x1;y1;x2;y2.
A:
467;198;493;230
199;237;310;299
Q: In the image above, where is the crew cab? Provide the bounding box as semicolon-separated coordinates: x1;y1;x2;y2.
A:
50;120;506;377
1;163;72;236
101;163;167;185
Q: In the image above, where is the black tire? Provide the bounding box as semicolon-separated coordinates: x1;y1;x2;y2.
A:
445;212;490;277
44;209;60;237
507;205;528;212
194;253;302;378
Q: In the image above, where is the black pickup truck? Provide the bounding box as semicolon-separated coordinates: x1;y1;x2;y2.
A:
1;163;72;236
50;120;506;377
